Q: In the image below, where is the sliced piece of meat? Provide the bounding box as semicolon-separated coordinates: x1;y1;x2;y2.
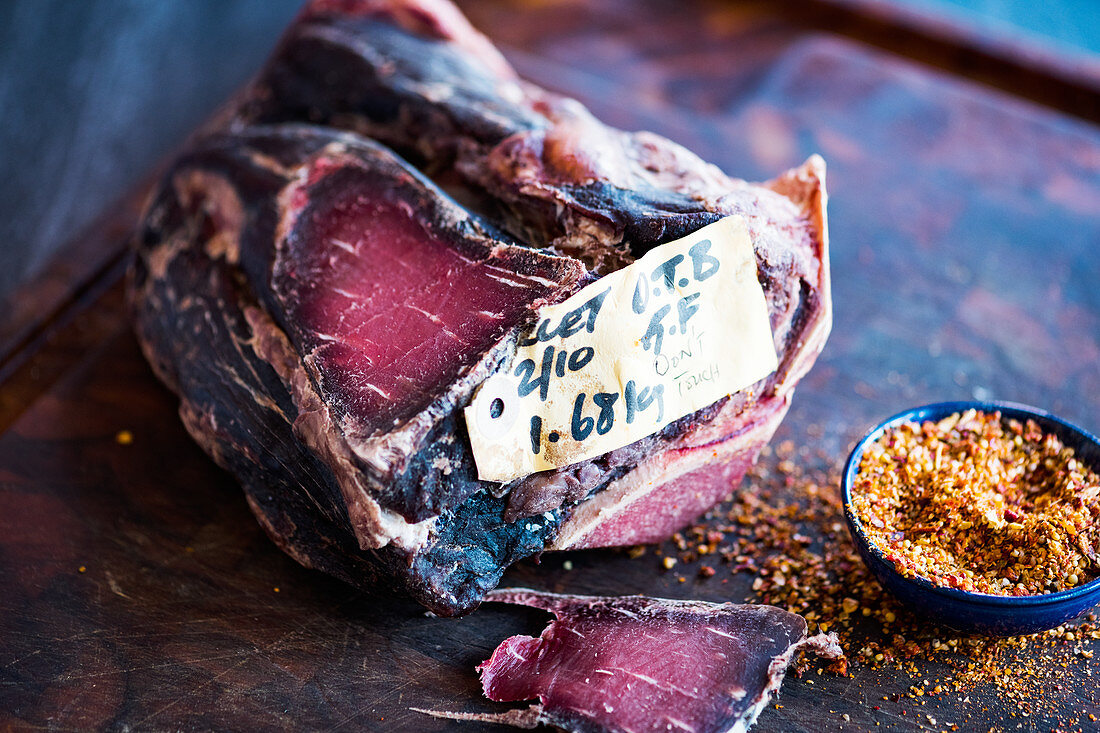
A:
420;588;843;733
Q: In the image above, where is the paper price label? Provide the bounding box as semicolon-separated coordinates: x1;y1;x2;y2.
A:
464;215;777;482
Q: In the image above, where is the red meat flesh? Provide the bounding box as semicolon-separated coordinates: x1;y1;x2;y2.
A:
472;588;843;733
551;394;790;550
272;157;570;437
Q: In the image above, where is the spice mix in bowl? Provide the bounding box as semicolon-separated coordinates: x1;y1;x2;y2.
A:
842;401;1100;635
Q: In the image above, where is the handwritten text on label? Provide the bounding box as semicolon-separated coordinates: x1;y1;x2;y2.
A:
464;215;778;482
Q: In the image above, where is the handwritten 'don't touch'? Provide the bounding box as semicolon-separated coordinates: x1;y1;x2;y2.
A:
464;215;778;482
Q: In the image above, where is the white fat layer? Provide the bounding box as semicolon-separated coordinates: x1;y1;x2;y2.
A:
373;505;436;551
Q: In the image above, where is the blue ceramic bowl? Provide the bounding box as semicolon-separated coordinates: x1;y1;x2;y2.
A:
842;401;1100;636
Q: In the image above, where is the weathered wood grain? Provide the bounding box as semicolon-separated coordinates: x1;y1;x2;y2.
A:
1;2;1099;731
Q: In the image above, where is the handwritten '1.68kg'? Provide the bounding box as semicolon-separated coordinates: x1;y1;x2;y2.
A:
529;380;665;455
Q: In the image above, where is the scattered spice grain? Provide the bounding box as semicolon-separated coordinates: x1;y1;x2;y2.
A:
642;435;1099;729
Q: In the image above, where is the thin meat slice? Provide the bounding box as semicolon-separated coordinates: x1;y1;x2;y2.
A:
423;588;842;733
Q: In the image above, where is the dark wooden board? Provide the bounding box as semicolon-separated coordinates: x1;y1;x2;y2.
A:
2;2;1100;731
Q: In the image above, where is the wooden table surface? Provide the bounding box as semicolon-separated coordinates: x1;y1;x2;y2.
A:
2;1;1099;730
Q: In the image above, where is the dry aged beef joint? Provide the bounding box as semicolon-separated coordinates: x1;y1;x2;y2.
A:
129;0;831;616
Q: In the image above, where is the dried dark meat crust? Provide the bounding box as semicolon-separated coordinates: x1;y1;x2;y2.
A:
131;125;585;613
130;0;831;615
238;2;828;327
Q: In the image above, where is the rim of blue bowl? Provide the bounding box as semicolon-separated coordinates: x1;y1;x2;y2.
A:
842;400;1100;609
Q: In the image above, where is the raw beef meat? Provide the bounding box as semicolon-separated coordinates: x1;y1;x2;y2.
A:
422;588;842;732
234;0;831;550
130;0;830;615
